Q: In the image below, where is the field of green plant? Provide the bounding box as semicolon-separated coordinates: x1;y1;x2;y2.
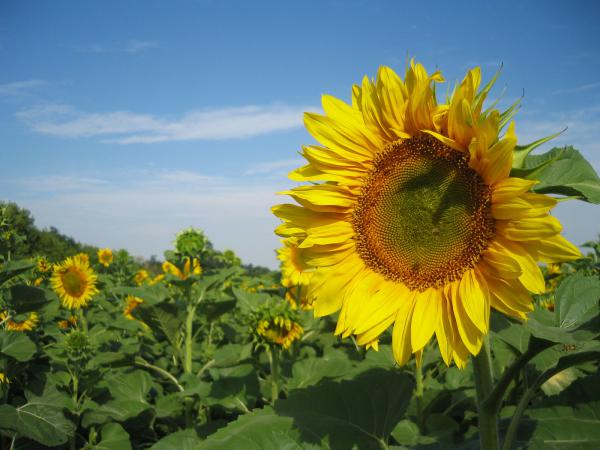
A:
0;202;599;450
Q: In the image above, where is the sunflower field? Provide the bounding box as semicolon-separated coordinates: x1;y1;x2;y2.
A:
2;61;600;450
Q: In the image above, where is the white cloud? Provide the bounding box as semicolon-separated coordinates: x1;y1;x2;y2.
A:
0;80;49;97
71;39;159;54
7;169;288;268
17;104;313;144
551;81;600;96
244;158;303;176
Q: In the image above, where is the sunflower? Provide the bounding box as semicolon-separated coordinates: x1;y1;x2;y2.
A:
58;315;78;330
51;254;99;309
97;248;113;267
273;61;582;368
0;311;39;332
162;257;202;280
256;316;304;349
123;295;144;320
36;256;51;273
0;372;8;384
134;269;149;285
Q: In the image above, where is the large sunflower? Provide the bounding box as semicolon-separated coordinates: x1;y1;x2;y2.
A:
51;254;99;309
273;61;582;368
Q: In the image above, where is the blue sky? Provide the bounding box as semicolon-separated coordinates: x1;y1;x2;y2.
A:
1;0;599;268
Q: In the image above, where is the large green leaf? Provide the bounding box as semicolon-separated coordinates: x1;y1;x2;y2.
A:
90;423;132;450
0;260;35;285
149;429;202;450
137;302;184;350
0;385;75;446
554;273;600;329
287;348;353;391
0;330;36;361
517;373;600;449
511;146;600;203
205;363;260;412
199;369;414;449
525;309;598;345
7;285;50;313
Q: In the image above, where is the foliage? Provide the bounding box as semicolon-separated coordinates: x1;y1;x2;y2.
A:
0;206;599;448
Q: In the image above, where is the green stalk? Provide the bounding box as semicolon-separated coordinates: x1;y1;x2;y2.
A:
414;360;425;432
183;287;196;428
472;339;499;450
268;346;279;403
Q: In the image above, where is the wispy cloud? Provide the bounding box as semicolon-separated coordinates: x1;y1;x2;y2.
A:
551;81;600;96
5;168;287;268
244;158;303;176
17;103;313;143
70;39;159;54
0;79;49;97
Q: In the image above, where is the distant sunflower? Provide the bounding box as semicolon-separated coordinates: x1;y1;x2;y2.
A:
0;372;8;384
134;269;149;285
36;256;51;273
123;295;143;320
0;311;39;332
51;254;99;309
256;316;304;349
98;248;113;267
58;315;78;330
273;61;581;367
162;257;202;280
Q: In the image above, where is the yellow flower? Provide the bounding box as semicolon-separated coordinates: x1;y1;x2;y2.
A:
77;253;90;264
123;295;143;319
0;311;39;332
0;372;9;384
58;315;78;329
97;248;113;267
33;277;44;287
273;61;582;368
149;274;165;285
51;254;99;309
134;269;149;285
256;316;304;349
36;257;51;273
162;257;202;280
278;238;315;309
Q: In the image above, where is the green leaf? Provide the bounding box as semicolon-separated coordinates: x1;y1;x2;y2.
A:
517;372;600;449
111;285;169;305
0;260;35;285
491;313;531;353
199;369;414;449
554;273;600;329
287;348;353;390
6;385;76;446
148;429;202;450
137;302;184;351
0;330;36;361
511;146;600;203
525;309;598;345
90;423;132;450
7;285;50;313
205;363;259;412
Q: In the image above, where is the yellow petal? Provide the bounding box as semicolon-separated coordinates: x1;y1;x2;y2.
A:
481;121;516;184
450;280;483;355
497;216;563;241
411;288;441;351
459;269;489;333
528;234;583;263
494;236;545;294
391;294;417;366
492;192;557;220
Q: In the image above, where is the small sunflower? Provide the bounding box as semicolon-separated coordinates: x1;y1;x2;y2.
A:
134;269;149;285
273;61;582;368
0;311;39;332
51;254;99;309
97;248;113;267
256;316;304;349
162;257;202;280
58;315;78;330
0;372;9;384
36;256;51;273
123;295;144;320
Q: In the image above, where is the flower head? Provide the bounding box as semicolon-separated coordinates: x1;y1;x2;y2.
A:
51;254;99;309
0;311;39;332
162;257;202;280
273;61;581;368
134;269;149;285
97;248;113;267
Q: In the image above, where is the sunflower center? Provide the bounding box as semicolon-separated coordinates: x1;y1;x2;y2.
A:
353;135;493;291
61;268;87;297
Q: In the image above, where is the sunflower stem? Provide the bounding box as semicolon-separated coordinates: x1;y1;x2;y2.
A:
184;289;196;428
268;346;279;403
414;359;425;432
472;339;499;450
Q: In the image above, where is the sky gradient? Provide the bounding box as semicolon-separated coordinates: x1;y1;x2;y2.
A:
1;0;599;268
